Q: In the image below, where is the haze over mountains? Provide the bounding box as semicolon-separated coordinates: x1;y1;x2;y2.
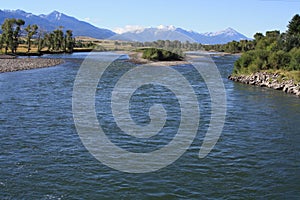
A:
0;9;250;44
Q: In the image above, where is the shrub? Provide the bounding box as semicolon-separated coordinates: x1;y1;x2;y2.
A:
248;63;260;73
289;47;300;70
269;50;291;70
233;51;255;74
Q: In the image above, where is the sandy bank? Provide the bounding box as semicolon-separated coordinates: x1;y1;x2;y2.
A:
0;58;64;73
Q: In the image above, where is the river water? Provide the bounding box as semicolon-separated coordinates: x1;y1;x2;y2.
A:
0;52;299;199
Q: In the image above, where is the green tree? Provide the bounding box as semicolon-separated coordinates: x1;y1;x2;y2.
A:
286;14;300;51
12;19;25;53
37;29;45;52
254;32;264;41
24;24;38;53
1;18;15;54
289;48;300;70
1;18;25;54
142;48;182;61
266;30;280;39
44;33;55;51
287;14;300;35
226;41;240;53
53;29;64;51
269;50;290;70
65;30;74;53
232;14;300;76
0;34;3;53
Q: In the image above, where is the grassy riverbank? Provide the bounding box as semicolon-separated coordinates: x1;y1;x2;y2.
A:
232;69;300;84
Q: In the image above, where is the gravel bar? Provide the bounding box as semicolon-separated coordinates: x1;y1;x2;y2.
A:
0;58;64;73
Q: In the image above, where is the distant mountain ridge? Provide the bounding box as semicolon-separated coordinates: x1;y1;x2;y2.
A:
0;9;115;39
112;26;250;44
0;9;250;44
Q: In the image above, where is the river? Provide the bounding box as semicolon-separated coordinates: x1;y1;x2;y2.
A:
0;52;299;199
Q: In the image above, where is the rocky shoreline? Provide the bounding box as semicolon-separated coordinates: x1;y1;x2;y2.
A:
229;72;300;97
0;58;64;73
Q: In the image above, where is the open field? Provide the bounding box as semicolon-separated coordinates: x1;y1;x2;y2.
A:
75;36;135;51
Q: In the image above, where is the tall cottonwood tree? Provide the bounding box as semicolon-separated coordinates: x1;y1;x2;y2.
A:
12;19;25;53
1;18;25;54
1;18;14;54
0;34;3;52
65;30;74;52
53;29;64;51
24;24;38;52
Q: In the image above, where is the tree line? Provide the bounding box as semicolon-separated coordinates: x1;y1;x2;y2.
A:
233;14;300;74
0;18;75;54
203;40;255;53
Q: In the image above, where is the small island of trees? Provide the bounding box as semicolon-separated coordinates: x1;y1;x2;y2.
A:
141;48;183;61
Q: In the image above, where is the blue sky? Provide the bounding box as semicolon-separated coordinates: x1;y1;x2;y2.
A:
1;0;299;37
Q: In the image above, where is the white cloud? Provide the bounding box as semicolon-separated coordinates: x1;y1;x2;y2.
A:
113;25;146;34
157;25;176;31
113;25;178;34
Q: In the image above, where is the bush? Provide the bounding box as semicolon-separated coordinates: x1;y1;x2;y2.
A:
289;47;300;70
250;49;270;70
233;51;255;74
233;50;270;74
269;50;291;70
248;63;260;73
233;59;242;74
240;51;254;67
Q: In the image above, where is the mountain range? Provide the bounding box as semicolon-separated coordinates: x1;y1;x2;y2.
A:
111;25;249;44
0;9;250;44
0;9;115;39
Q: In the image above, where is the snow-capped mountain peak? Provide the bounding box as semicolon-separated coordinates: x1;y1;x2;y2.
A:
53;11;62;21
203;27;239;37
44;10;63;21
215;27;239;36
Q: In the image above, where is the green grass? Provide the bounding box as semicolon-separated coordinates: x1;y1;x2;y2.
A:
273;69;300;83
233;68;300;84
